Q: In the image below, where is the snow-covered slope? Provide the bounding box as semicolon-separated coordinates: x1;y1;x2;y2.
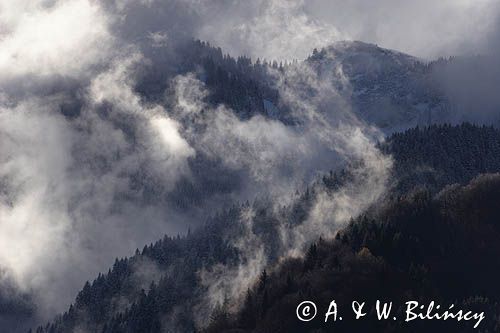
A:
308;41;449;132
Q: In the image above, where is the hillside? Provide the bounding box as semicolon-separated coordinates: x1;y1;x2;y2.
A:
382;123;500;193
33;123;500;332
206;173;500;332
141;40;454;131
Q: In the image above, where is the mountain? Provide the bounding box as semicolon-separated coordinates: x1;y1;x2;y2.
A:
2;38;497;332
137;39;499;135
3;2;500;333
162;40;459;133
33;123;500;333
96;40;444;219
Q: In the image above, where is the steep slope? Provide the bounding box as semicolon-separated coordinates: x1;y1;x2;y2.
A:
34;124;500;332
139;40;452;132
207;173;500;332
137;39;282;120
178;40;499;133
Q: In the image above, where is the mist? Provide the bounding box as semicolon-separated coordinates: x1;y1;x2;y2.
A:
1;0;500;330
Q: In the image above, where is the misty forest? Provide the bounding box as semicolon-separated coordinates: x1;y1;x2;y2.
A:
2;1;500;333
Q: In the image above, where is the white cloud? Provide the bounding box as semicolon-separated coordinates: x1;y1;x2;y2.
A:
0;53;195;320
0;102;74;288
194;0;499;60
0;0;114;79
304;0;498;58
198;0;343;61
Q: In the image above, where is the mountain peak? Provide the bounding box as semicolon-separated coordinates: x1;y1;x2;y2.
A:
310;40;419;67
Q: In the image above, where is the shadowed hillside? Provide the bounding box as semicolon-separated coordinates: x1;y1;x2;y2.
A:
206;173;500;332
34;123;500;333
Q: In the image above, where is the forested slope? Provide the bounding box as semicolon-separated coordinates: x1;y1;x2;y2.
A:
207;173;500;332
34;123;500;332
383;123;500;193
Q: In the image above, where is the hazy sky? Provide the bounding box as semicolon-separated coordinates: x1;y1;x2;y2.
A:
0;0;498;67
303;0;499;58
194;0;500;60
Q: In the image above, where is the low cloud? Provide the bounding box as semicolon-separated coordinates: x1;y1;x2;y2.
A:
0;0;498;328
187;51;392;323
0;50;195;321
197;0;343;61
0;0;114;80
